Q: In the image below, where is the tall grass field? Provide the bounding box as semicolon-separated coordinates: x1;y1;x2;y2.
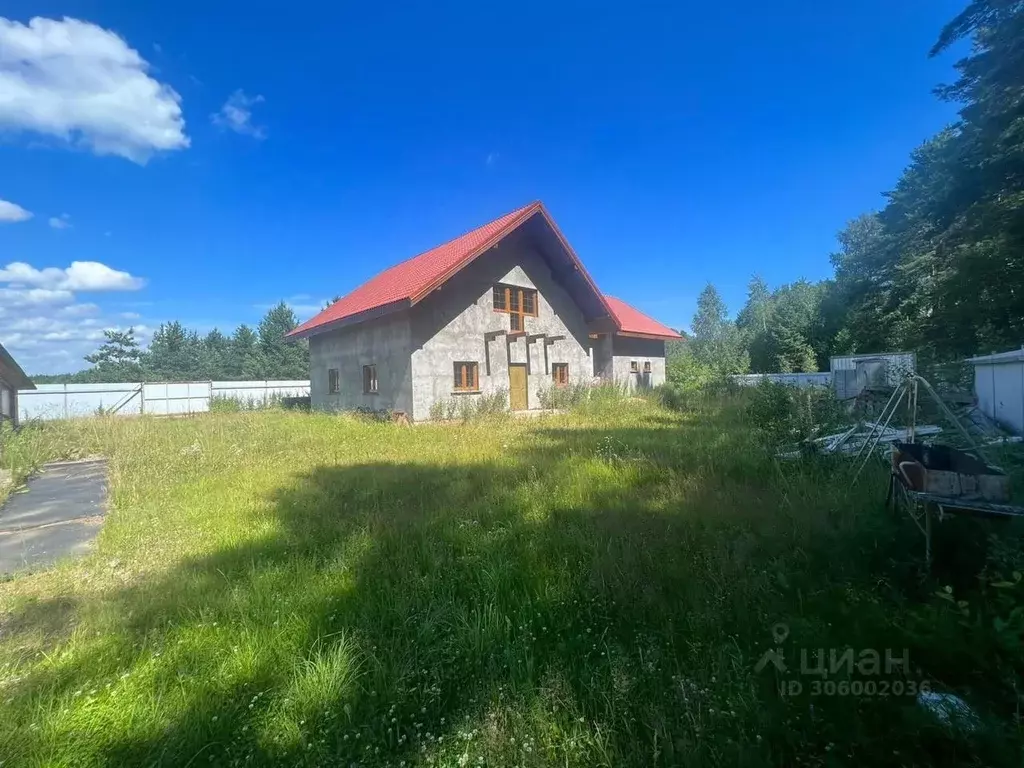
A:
1;394;1022;766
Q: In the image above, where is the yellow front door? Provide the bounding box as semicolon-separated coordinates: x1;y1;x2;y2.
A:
508;364;528;410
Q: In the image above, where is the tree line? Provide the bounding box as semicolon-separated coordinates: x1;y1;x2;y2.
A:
673;0;1023;383
34;302;309;384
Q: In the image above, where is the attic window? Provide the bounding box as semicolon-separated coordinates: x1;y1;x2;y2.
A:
493;284;538;333
492;286;507;312
453;361;479;392
363;364;378;394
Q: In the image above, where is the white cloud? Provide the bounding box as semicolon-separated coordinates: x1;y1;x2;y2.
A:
0;260;145;291
0;300;155;373
0;286;74;305
211;90;266;139
48;213;71;229
0;16;189;163
0;198;32;222
0;259;155;373
57;302;100;317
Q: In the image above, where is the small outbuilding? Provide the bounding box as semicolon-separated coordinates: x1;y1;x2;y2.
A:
966;347;1024;436
0;342;34;427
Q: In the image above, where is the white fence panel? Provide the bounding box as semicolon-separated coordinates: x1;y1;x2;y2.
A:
19;383;142;420
211;380;310;406
731;373;833;388
142;382;212;415
19;380;311;421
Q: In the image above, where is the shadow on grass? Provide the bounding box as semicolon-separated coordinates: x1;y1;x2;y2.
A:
2;421;1021;767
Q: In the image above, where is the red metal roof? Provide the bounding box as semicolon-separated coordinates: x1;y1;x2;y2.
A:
288;202;679;341
603;296;683;340
290;202;556;337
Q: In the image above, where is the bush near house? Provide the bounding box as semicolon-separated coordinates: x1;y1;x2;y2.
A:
1;397;1023;766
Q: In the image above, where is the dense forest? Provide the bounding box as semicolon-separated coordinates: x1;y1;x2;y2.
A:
33;302;310;383
39;0;1022;386
674;0;1023;382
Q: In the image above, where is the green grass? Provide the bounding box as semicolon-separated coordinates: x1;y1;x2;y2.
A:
1;397;1023;766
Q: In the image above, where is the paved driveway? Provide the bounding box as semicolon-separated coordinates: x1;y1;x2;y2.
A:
0;459;108;575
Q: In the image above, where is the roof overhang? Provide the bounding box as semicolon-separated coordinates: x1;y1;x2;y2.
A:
0;343;35;390
965;347;1024;365
615;330;679;341
287;298;412;340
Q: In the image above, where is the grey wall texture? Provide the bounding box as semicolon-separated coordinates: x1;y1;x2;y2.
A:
610;336;667;391
309;312;414;413
408;230;595;420
0;376;17;427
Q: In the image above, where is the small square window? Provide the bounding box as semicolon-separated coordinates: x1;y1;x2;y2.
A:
453;361;479;392
328;368;340;394
510;312;524;332
643;361;651;373
630;361;639;373
552;363;569;386
363;364;378;394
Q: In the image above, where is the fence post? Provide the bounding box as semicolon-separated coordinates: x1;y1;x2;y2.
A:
140;382;145;415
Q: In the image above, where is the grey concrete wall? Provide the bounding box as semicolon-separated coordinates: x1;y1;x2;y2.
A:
309;312;414;413
593;334;613;380
409;230;595;420
0;376;16;427
610;336;667;391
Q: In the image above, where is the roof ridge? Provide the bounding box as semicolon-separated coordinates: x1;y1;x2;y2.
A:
396;201;539;270
288;201;546;337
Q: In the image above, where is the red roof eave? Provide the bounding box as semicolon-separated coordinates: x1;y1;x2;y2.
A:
603;295;682;340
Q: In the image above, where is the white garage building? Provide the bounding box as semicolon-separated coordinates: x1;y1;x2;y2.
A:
967;347;1024;436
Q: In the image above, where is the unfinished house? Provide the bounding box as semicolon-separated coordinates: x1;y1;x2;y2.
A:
0;342;35;427
288;202;681;420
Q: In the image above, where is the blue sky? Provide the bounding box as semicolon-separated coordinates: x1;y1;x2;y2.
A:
1;0;964;374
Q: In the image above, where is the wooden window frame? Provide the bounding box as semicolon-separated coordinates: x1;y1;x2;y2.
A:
492;286;508;312
630;361;639;373
552;363;569;387
328;368;340;394
492;284;538;333
362;364;378;394
643;361;652;373
453;361;480;393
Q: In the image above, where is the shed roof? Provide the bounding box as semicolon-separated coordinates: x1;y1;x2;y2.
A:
966;347;1024;365
0;342;35;390
603;296;682;340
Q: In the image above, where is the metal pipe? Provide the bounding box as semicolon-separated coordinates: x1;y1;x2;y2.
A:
852;383;907;486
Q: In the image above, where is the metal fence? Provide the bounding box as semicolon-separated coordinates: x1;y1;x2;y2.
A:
18;380;311;421
730;372;833;388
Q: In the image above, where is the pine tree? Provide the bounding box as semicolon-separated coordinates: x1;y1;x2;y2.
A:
83;328;144;382
147;322;202;381
690;284;748;375
228;325;266;379
258;302;308;379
